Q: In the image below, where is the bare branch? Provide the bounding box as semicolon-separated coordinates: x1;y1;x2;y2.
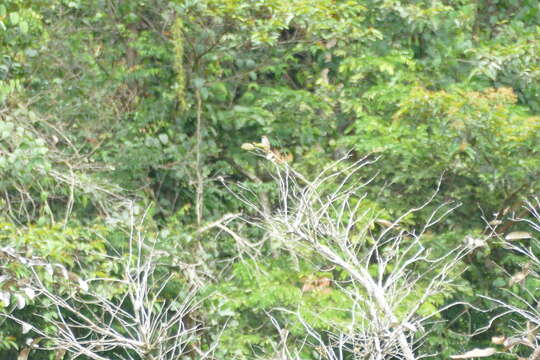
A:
235;151;467;360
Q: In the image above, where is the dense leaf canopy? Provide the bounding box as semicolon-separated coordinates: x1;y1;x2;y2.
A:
1;0;540;359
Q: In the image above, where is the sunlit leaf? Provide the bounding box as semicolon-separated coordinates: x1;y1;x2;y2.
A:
505;232;532;241
450;348;497;359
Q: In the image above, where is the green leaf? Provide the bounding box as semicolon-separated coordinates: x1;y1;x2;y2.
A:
19;20;28;34
25;49;38;57
158;133;169;145
9;12;19;25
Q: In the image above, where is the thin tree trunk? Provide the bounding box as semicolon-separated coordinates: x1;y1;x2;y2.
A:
195;89;203;226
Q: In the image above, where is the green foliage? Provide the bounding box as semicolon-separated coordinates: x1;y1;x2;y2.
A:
208;257;352;358
0;220;124;359
1;0;540;358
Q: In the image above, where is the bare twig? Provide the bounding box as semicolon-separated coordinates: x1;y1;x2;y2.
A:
234;150;467;360
1;206;209;360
